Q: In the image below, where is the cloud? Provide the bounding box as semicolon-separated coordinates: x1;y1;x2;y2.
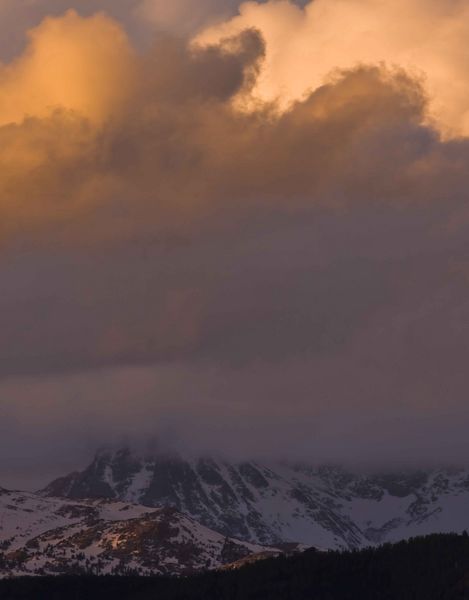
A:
0;10;135;126
0;24;451;373
0;0;241;61
197;0;469;137
2;4;469;483
0;1;143;60
135;0;241;34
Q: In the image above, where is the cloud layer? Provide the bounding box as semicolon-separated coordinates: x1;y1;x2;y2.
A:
1;3;469;486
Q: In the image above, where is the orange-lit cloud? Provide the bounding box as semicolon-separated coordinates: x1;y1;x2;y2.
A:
0;10;135;126
1;5;457;243
197;0;469;137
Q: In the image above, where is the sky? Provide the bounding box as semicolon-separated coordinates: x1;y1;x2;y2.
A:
2;0;469;489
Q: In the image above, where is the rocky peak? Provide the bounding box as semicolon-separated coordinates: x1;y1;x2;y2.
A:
41;449;469;551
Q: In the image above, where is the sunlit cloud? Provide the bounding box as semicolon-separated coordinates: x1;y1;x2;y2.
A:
197;0;469;136
0;10;135;126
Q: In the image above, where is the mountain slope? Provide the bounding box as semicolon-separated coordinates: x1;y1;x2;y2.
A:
42;449;469;550
0;488;274;577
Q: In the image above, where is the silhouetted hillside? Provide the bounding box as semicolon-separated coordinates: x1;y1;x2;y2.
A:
2;533;469;599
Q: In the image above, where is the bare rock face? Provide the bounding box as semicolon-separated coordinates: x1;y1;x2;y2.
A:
0;489;274;578
42;449;469;550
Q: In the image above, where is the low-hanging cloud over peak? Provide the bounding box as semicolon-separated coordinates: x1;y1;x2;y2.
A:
2;2;469;486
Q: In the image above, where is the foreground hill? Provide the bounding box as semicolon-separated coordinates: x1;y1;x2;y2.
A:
2;534;469;599
43;448;469;549
0;488;274;577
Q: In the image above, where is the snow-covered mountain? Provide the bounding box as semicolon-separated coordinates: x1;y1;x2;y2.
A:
0;487;276;577
42;449;469;550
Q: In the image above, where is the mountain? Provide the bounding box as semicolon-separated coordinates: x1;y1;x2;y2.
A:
2;534;469;600
42;448;469;550
0;487;275;578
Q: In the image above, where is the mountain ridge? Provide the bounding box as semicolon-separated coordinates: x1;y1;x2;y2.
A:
41;448;469;550
0;487;277;578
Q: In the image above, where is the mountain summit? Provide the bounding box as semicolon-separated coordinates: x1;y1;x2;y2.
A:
42;449;469;550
